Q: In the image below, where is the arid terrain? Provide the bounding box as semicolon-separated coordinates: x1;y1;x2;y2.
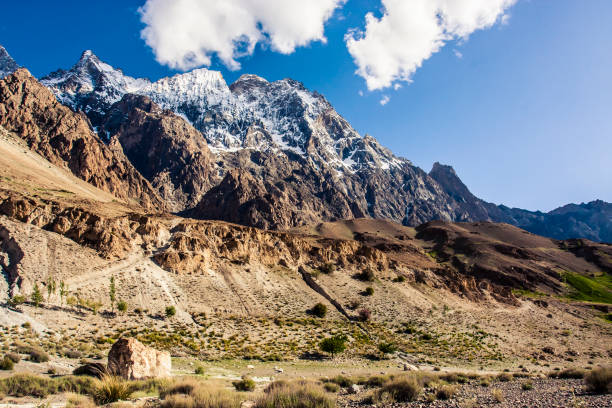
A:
0;60;610;407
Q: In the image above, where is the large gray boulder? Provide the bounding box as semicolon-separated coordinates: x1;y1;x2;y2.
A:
107;338;171;380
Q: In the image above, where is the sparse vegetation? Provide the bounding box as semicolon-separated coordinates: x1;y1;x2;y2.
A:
256;381;335;408
29;348;50;363
195;366;205;375
378;342;397;356
320;335;347;358
165;305;177;318
323;382;339;393
117;300;127;313
521;381;533;391
358;308;371;321
93;375;131;405
8;294;26;307
109;276;116;313
373;376;422;403
0;356;14;370
491;388;504;403
320;263;335;275
364;287;374;296
232;376;256;391
584;366;611;394
31;283;43;308
311;303;327;318
563;272;612;304
357;268;375;282
436;384;457;400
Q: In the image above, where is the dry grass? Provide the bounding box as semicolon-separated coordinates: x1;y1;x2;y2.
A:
491;388;504;403
435;384;457;400
256;380;335;408
65;392;96;408
160;378;241;408
584;365;611;394
372;376;422;403
93;375;131;405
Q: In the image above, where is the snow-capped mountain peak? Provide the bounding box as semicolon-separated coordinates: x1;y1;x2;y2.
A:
40;51;407;173
0;45;19;79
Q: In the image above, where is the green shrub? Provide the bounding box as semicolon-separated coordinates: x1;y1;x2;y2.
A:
311;303;327;318
585;366;611;394
521;381;533;391
0;356;14;370
365;375;388;388
117;301;127;313
319;335;347;358
364;287;374;296
165;306;176;318
256;381;334;408
7;295;26;307
393;275;406;283
0;374;95;398
195;366;205;375
378;342;397;355
233;377;256;392
374;376;422;403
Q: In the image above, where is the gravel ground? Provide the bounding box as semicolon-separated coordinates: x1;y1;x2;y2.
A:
338;379;612;408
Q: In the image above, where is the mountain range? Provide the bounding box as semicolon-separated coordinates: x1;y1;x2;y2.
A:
1;45;610;242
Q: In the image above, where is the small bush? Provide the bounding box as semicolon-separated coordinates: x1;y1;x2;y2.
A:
393;275;406;283
357;268;375;282
319;335;347;358
117;301;127;313
328;375;353;388
29;348;50;363
496;373;513;382
364;287;374;296
0;374;95;398
365;375;388;388
584;366;611;394
233;377;256;392
195;366;205;375
64;349;83;359
435;385;457;400
311;303;327;318
256;381;334;408
323;383;339;393
521;381;533;391
65;393;96;408
8;295;26;307
0;356;14;370
491;389;504;403
554;368;585;379
93;375;131;405
320;263;335;275
160;379;241;408
358;308;371;321
378;342;397;355
5;352;20;363
374;376;422;403
165;306;176;318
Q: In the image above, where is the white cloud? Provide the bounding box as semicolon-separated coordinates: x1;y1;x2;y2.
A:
345;0;517;90
454;49;464;59
358;90;364;96
139;0;346;71
380;95;390;106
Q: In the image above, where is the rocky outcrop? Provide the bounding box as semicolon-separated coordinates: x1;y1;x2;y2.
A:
0;190;168;259
101;94;218;212
107;338;171;380
0;69;166;211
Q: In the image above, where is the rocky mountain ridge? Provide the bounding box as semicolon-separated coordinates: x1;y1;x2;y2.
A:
1;46;609;241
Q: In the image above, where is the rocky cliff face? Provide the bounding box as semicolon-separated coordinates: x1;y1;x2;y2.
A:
0;69;166;211
101;94;218;211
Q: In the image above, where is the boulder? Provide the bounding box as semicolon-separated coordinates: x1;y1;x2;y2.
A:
107;338;171;380
73;362;108;378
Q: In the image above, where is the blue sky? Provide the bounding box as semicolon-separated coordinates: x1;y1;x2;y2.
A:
1;0;610;211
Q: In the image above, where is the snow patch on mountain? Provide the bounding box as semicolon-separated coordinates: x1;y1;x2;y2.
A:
0;45;19;79
40;50;409;173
